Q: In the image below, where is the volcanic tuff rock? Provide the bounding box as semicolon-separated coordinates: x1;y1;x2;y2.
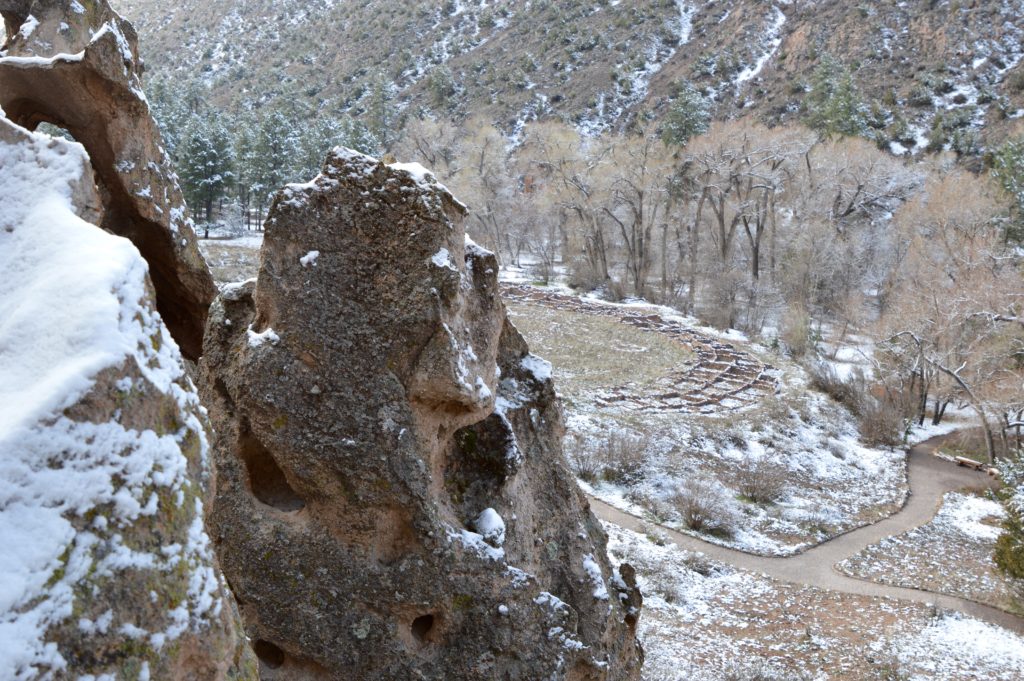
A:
198;148;644;679
0;113;253;679
0;0;215;360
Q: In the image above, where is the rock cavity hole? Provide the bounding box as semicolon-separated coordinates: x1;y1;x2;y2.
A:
253;639;285;669
411;614;435;643
239;428;305;512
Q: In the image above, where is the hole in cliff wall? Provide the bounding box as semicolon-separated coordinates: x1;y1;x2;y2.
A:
238;427;305;512
253;639;285;669
445;415;516;515
410;614;436;643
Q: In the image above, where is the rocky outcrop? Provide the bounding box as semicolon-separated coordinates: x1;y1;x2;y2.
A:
0;115;253;679
199;149;643;679
0;0;215;360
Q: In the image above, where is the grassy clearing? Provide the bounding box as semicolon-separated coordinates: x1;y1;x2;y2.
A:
506;301;694;395
511;296;906;556
198;239;261;284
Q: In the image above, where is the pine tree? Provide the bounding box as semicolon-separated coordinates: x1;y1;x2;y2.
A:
660;81;710;147
993;137;1024;243
177;116;235;234
233;116;260;230
364;72;403;151
248;108;303;226
805;55;868;139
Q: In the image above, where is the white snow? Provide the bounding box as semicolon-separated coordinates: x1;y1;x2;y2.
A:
938;493;1006;542
430;247;455;269
473;507;506;547
733;6;786;92
447;525;505;561
17;15;39;41
246;326;280;348
520;354;552;382
582;554;609;600
299;250;320;267
896;614;1024;679
0;118;224;678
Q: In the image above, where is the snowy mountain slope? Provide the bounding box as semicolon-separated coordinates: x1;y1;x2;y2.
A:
106;0;1024;148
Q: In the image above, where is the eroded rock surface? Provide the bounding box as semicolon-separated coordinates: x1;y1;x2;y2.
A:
199;149;644;679
0;0;215;360
0;115;253;679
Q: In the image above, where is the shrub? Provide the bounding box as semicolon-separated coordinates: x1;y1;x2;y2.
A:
672;476;739;537
595;431;649;484
806;363;910;446
734;457;786;504
566;435;601;483
567;431;649;485
807;361;858;408
781;306;813;358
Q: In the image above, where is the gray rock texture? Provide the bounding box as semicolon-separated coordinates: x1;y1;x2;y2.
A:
199;148;643;680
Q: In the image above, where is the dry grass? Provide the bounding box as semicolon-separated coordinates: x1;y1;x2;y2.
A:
506;301;694;395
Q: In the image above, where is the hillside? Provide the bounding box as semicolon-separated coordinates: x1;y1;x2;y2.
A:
109;0;1024;152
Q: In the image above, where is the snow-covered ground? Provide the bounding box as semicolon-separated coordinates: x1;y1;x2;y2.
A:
840;492;1021;612
607;521;1024;680
506;288;908;557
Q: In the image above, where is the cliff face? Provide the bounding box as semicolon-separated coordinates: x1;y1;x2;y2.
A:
0;2;252;678
198;148;643;679
0;0;216;359
0;114;252;680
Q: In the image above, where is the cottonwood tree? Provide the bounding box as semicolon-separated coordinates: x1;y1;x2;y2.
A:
602;133;674;297
879;171;1024;462
525;121;615;288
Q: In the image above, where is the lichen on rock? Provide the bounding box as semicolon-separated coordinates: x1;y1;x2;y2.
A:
199;148;643;679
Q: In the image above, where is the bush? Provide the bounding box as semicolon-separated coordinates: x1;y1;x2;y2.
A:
672;476;739;537
566;435;601;483
595;431;649;484
566;256;606;292
734;457;786;504
781;306;813;358
567;431;649;485
807;361;858;407
806;363;910;446
856;395;907;447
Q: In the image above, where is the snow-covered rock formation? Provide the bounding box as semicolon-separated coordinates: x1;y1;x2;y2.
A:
0;113;252;679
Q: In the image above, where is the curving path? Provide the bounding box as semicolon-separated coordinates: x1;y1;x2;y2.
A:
501;285;1022;633
502;284;778;413
589;434;1024;634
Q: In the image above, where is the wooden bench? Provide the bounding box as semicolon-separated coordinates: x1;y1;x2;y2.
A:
954;455;986;471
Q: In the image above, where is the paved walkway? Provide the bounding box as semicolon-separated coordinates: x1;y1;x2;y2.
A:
590;435;1024;634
